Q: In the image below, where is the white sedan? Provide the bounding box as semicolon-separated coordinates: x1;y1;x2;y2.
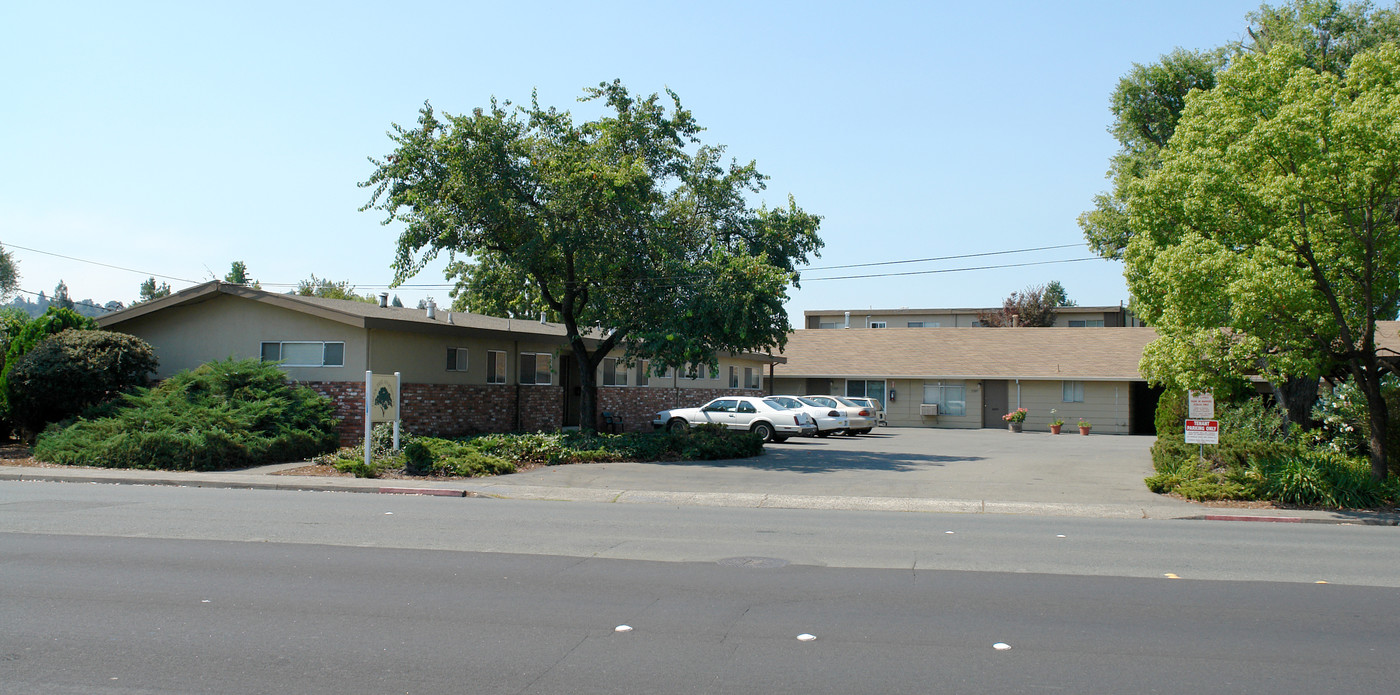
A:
766;395;851;437
653;396;817;442
805;395;878;435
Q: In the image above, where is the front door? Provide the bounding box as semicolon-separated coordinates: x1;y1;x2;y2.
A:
561;353;581;427
982;380;1008;428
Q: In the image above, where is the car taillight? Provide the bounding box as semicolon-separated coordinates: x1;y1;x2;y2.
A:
828;410;840;417
859;409;871;416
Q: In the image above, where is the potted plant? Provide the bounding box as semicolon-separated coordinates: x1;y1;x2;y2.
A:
1077;419;1092;435
1002;407;1028;433
1049;411;1064;435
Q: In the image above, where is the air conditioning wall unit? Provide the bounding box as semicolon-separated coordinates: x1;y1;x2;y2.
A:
919;403;939;416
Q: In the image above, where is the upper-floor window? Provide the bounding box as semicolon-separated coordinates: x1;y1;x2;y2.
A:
519;352;553;385
261;341;344;367
446;347;469;372
818;322;840;329
487;350;507;384
1069;320;1105;328
869;321;887;328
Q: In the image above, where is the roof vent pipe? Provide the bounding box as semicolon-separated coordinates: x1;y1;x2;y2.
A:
446;312;453;325
378;293;389;308
540;313;547;324
843;311;850;329
426;300;436;320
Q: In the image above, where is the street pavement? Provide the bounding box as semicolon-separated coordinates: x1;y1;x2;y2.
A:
3;428;1396;523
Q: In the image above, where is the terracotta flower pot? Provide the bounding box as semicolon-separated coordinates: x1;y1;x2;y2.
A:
1050;424;1062;434
1079;426;1091;435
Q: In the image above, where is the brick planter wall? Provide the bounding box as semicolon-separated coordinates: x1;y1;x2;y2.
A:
304;381;565;443
304;381;751;441
598;387;764;432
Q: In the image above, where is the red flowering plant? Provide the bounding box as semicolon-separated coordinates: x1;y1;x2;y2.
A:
1002;408;1027;423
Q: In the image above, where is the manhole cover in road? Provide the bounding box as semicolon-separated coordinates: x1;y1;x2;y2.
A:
718;556;789;569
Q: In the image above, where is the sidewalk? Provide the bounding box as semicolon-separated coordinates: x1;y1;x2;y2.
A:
3;429;1397;524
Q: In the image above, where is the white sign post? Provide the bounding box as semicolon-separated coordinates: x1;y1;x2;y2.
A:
1184;419;1220;444
1186;391;1217;459
364;371;402;469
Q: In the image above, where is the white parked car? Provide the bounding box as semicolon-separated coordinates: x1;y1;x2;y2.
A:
845;397;886;427
804;395;877;435
766;395;850;437
653;396;817;442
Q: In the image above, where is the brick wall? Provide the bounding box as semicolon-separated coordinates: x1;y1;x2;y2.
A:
598;387;764;432
304;381;752;441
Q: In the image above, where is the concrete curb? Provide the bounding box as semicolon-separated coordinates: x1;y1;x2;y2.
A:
4;467;1398;525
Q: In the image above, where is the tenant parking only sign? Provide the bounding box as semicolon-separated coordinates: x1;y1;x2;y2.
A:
1184;419;1220;445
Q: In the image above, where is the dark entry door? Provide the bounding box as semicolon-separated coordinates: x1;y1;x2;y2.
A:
561;354;581;427
982;380;1008;428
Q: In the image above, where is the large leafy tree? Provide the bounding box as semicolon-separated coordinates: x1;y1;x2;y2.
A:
1082;1;1400;260
0;244;18;301
361;81;822;431
1125;43;1400;480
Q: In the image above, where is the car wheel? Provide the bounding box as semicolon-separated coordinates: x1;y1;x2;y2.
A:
752;422;775;442
667;418;689;433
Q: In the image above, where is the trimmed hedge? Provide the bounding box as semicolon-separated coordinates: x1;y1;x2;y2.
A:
33;358;339;470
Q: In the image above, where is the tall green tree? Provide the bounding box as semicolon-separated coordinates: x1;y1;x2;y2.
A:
53;280;74;311
137;277;171;304
294;274;374;303
1082;1;1400;260
978;282;1069;327
0;244;18;302
1125;43;1400;480
361;81;823;431
224;261;260;288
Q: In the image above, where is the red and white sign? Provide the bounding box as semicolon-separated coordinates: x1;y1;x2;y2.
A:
1184;419;1219;445
1188;391;1215;419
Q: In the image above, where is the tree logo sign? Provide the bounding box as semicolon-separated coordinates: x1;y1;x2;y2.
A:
369;373;398;423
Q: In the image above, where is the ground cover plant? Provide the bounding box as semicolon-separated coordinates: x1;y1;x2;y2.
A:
33;358;339;470
316;423;764;479
1147;386;1400;508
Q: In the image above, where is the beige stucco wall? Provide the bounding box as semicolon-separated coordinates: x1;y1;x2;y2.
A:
1003;379;1132;434
112;294;369;382
370;331;562;385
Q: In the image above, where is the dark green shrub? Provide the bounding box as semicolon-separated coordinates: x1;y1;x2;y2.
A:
33;358;339;470
1154;387;1188;442
0;308;96;428
1250;450;1396;509
7;330;157;439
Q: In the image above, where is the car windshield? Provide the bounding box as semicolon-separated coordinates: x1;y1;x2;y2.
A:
762;399;790;410
834;397;861;407
796;397;824;408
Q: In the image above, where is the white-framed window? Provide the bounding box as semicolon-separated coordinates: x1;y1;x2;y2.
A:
603;357;629;386
1069;319;1105;328
728;366;739;388
260;341;344;367
636;360;650;387
446;347;469;372
818;322;840;329
1062;380;1085;403
486;350;507;384
869;321;887;328
743;367;759;389
922;382;966;417
519;352;553;385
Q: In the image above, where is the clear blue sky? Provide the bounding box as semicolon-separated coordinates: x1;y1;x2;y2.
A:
2;0;1265;317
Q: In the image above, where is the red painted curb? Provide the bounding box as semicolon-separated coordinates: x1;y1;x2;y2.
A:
1204;514;1301;523
378;487;465;497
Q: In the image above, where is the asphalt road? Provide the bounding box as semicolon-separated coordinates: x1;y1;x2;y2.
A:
5;482;1400;693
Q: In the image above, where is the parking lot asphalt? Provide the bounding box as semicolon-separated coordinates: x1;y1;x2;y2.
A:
8;427;1396;523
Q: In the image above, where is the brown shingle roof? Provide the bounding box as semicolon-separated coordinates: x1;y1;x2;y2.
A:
774;327;1159;381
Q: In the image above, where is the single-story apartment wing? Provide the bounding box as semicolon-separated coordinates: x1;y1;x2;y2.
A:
96;281;781;441
771;326;1162;434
